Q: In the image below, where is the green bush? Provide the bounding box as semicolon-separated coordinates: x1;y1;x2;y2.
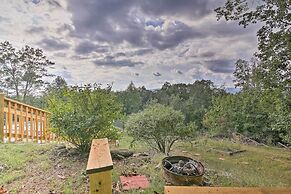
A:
125;104;196;155
48;84;123;152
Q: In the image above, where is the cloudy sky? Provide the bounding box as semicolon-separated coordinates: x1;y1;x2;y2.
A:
0;0;259;90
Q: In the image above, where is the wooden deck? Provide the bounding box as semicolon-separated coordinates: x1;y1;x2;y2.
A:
164;186;291;194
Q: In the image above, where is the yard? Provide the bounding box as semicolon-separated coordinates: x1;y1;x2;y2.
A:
1;135;290;194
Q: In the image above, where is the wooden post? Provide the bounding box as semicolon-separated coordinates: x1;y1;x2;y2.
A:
14;102;17;142
30;108;34;142
8;101;12;142
40;111;43;143
0;93;4;142
43;112;47;142
25;107;29;142
20;105;24;141
87;138;113;194
35;110;38;143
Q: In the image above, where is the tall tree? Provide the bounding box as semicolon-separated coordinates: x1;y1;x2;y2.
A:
215;0;291;89
233;58;259;90
0;41;54;101
117;82;145;115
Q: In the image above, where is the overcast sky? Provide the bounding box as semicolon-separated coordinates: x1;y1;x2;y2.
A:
0;0;259;90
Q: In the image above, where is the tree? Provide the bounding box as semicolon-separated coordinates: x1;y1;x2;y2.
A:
153;80;225;128
48;84;123;152
215;0;291;89
0;41;54;101
117;82;152;115
233;58;259;90
203;89;290;145
125;104;196;155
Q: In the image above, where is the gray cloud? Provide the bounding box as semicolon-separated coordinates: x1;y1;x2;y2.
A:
57;24;74;34
200;51;216;58
177;70;183;75
140;0;212;18
53;52;67;58
146;21;204;50
75;41;109;55
128;48;153;56
93;58;144;67
205;59;235;73
114;52;126;57
26;26;45;33
0;16;10;23
0;0;258;90
38;37;70;51
67;0;211;50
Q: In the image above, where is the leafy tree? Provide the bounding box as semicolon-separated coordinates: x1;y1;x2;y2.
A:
117;82;142;114
215;0;291;89
233;58;259;90
48;84;123;152
0;41;54;101
117;82;153;115
204;89;290;145
47;76;68;91
154;80;225;128
125;104;196;155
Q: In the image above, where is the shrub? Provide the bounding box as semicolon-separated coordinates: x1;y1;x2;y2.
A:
48;84;122;152
125;104;196;155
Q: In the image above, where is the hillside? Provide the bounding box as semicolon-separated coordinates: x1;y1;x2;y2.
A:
1;136;290;194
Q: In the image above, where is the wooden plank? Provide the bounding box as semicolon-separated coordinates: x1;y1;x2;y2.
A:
4;97;50;113
164;186;291;194
8;101;12;142
3;107;47;120
30;108;34;142
35;110;38;143
25;107;29;142
0;94;4;142
20;105;24;141
40;111;43;143
14;102;18;142
89;170;112;194
5;132;36;139
86;138;113;174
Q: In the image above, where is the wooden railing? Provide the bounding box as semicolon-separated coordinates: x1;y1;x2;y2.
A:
0;94;57;143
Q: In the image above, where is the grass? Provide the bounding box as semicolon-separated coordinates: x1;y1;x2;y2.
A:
0;135;290;193
0;143;88;193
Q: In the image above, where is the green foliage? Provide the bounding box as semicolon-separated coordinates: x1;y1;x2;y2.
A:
116;82;152;115
48;84;123;152
210;0;291;145
215;0;291;89
125;104;196;154
117;80;224;130
0;41;54;101
155;80;225;128
204;89;291;145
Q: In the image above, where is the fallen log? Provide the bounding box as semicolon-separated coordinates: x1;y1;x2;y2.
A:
210;148;246;156
229;150;246;156
110;149;134;160
278;142;289;149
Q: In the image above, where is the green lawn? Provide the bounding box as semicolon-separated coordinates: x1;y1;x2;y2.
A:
0;135;290;193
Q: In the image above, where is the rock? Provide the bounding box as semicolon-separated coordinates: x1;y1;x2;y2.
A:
68;149;80;156
133;152;149;157
57;148;68;156
111;149;133;160
55;145;66;150
155;163;161;170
